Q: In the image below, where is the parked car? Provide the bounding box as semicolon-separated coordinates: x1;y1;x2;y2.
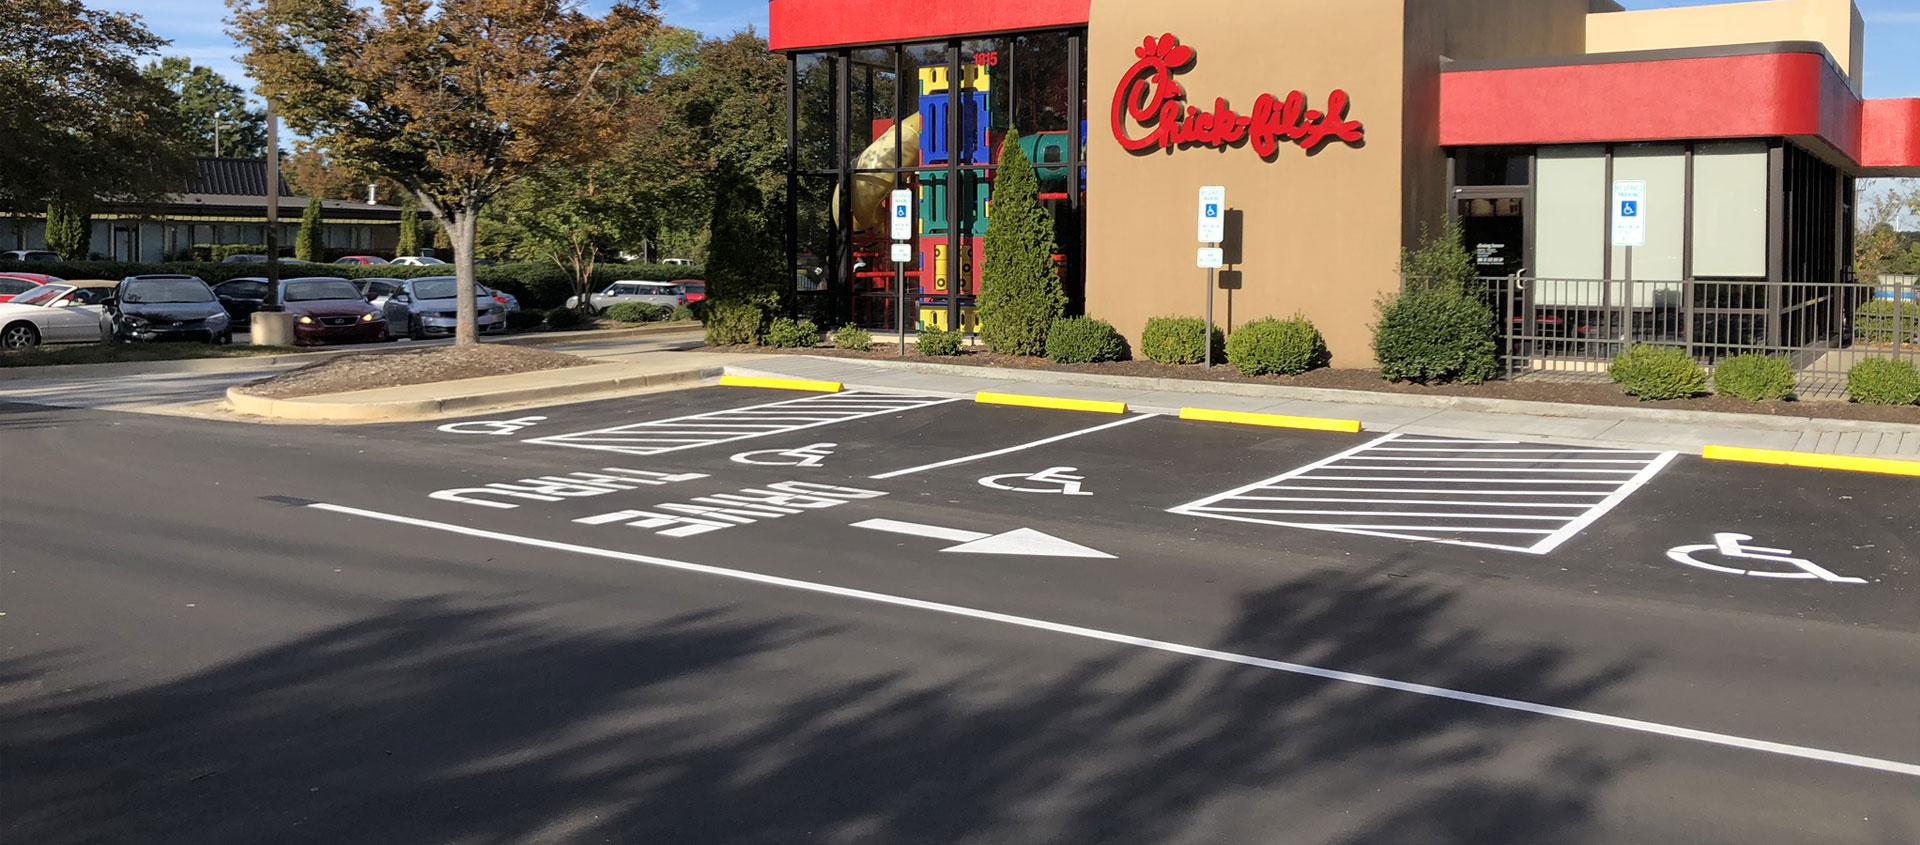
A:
277;276;389;344
674;280;706;305
0;284;108;349
334;255;390;266
480;285;520;312
390;256;447;266
221;254;269;264
364;275;506;339
103;275;231;344
565;280;689;311
661;258;693;266
0;250;62;263
212;277;273;325
0;273;62;303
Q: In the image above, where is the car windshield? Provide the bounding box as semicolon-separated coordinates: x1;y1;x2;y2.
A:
412;279;459;299
123;280;212;304
11;285;72;307
283;280;363;302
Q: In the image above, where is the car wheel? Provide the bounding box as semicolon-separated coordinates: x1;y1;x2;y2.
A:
409;317;427;341
1;321;39;350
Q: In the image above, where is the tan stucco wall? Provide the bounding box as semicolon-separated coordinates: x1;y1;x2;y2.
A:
1084;0;1596;367
1586;0;1863;94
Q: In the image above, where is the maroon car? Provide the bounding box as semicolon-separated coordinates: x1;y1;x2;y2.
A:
278;277;389;344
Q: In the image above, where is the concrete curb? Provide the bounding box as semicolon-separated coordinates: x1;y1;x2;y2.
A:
497;321;702;347
224;365;721;422
742;356;1920;437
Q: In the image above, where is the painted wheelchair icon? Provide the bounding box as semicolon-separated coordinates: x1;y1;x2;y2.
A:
1666;533;1867;585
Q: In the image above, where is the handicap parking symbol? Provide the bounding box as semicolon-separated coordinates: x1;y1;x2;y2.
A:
1665;533;1865;584
1204;203;1220;218
1620;200;1638;217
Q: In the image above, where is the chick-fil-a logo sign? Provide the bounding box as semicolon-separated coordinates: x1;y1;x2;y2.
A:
1112;34;1364;158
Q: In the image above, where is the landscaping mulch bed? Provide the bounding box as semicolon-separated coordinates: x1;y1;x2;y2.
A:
710;344;1920;425
237;344;589;399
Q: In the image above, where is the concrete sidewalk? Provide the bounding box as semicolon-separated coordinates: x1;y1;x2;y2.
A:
722;355;1920;458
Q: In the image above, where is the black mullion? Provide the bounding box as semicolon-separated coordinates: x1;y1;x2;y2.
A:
837;51;852;323
786;54;798;321
947;41;961;333
1067;32;1082;210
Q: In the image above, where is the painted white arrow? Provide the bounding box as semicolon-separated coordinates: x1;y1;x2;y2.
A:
851;518;1114;559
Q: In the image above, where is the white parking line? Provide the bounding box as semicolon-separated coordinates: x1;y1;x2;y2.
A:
524;391;958;456
870;413;1161;479
306;500;1920;780
1170;433;1679;555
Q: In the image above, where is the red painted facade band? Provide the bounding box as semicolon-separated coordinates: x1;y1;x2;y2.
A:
1110;34;1364;158
768;0;1090;51
1861;99;1920;170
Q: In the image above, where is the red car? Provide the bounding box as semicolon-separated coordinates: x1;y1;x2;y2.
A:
279;277;389;344
0;273;61;303
333;255;390;266
675;280;707;304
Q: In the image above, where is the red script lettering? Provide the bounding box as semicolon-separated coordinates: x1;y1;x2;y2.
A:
1110;34;1364;158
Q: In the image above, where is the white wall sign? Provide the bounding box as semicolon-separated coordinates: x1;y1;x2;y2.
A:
890;242;913;263
1666;533;1866;584
1198;185;1226;243
978;466;1091;496
1197;248;1224;269
1612;180;1646;247
890;189;914;241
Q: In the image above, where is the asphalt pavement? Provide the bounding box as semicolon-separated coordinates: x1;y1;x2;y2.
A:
2;386;1916;844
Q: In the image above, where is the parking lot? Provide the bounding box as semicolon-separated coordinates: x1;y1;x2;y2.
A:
4;385;1916;842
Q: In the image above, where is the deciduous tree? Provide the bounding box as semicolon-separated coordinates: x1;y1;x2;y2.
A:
229;0;660;345
141;56;267;159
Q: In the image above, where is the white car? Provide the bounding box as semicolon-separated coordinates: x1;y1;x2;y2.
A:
0;283;108;349
1;250;63;263
390;256;447;266
565;281;689;311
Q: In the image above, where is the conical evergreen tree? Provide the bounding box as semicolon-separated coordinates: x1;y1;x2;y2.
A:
397;201;419;257
978;130;1064;356
295;197;324;261
45;201;91;260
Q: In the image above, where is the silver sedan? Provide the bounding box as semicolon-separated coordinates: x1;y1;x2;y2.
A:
367;276;507;340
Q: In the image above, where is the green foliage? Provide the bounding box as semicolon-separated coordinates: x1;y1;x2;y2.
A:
1228;315;1329;376
1712;354;1796;402
397;203;420;258
977;130;1065;356
504;310;546;332
834;324;872;351
1397;219;1478;294
1845;358;1920;405
294;197;324;262
1044;317;1129;364
44;202;90;261
1141;316;1223;365
702;301;768;346
670;305;695;322
1610;345;1709;400
141;56;267;158
1372;288;1498;384
764;317;821;348
544;305;587;331
1853;298;1919;345
603;302;671;323
917;328;963;356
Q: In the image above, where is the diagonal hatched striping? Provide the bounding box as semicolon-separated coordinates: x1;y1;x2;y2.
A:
1169;433;1678;555
523;391;959;456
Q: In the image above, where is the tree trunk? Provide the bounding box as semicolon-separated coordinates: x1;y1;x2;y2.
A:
450;207;480;346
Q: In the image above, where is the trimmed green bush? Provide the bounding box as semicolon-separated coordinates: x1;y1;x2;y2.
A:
701;302;769;346
834;324;873;351
1141;316;1224;365
1854;298;1919;345
1373;288;1498;384
1227;315;1328;376
1846;358;1920;405
1712;354;1796;401
294;197;324;262
1045;317;1129;364
504;310;546;332
977;129;1066;356
1610;345;1708;400
917;328;964;356
670;305;695;322
544;306;587;331
764;317;821;348
604;302;671;323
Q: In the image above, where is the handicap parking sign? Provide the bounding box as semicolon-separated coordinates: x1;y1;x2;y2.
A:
1204;203;1219;218
1620;200;1638;217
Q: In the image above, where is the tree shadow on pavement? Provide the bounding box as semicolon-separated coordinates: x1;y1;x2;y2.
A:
2;570;1642;844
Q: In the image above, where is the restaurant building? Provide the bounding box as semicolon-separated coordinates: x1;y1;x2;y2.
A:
770;0;1920;368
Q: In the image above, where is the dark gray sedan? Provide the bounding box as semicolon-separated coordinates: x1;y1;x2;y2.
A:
363;276;507;340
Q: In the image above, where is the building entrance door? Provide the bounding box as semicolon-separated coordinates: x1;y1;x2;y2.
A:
1455;194;1526;278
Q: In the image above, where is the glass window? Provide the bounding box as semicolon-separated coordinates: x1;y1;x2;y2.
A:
123;279;213;304
283;279;362;301
1691;142;1768;278
1454;148;1529;186
1609;145;1685;284
1535;146;1606;294
794;53;838;172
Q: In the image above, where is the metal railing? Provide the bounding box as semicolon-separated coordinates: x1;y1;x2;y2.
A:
1480;275;1919;398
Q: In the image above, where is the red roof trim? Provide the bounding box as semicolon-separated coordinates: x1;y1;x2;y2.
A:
769;0;1089;51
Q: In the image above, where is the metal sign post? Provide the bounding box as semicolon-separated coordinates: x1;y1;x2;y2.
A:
890;189;914;357
1198;186;1226;368
1612;180;1646;345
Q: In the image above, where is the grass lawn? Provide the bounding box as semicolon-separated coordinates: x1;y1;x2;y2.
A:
0;343;305;368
